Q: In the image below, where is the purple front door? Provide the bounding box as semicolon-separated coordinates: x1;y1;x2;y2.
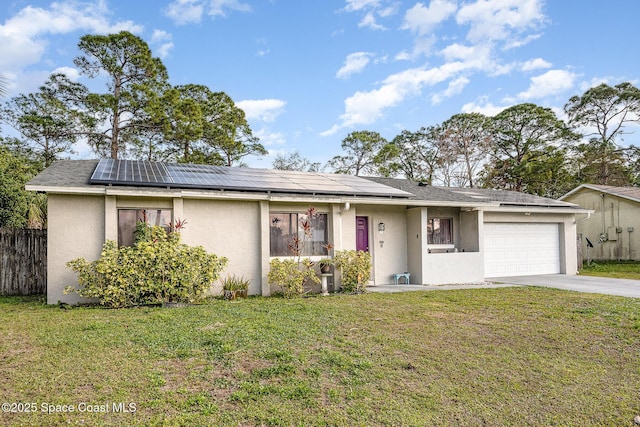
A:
356;216;369;252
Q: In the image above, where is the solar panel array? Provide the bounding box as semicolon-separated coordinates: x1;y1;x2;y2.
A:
90;159;413;198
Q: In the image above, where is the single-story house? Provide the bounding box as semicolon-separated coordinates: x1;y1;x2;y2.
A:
560;184;640;261
27;159;589;304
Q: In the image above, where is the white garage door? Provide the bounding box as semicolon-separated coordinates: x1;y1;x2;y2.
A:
484;223;560;277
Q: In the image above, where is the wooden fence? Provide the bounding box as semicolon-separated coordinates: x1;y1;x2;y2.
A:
0;228;47;295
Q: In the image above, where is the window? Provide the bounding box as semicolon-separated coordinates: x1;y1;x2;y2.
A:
427;218;453;245
118;209;172;247
270;212;328;256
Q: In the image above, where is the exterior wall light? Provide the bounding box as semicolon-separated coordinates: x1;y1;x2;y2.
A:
378;223;385;248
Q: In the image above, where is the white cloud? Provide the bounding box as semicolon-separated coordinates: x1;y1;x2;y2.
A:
579;77;611;92
0;1;142;86
151;30;174;59
461;99;509;117
401;0;457;36
439;42;497;72
52;66;81;81
336;52;373;79
237;99;287;123
456;0;545;44
358;12;386;30
327;63;470;133
516;69;577;100
164;0;204;24
207;0;251;17
344;0;381;12
521;57;551;72
431;76;469;104
164;0;251;24
344;0;397;31
254;129;286;147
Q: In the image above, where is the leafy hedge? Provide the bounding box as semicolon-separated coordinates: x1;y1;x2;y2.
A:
66;224;227;307
334;250;371;293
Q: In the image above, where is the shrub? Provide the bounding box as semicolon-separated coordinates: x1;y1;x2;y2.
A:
334;250;371;293
268;258;319;298
221;275;250;292
65;224;227;308
221;275;251;300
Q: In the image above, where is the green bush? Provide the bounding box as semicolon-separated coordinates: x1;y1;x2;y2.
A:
65;224;227;308
334;250;371;293
267;258;319;298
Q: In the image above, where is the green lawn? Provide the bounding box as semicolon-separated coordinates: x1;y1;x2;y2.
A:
1;288;639;426
580;260;640;280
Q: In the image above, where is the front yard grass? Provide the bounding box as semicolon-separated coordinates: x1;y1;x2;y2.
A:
580;260;640;280
1;288;639;426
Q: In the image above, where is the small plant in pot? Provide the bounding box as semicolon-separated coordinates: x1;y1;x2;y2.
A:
318;258;333;274
221;275;250;300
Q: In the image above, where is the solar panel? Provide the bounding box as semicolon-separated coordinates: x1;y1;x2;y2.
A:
89;159;413;198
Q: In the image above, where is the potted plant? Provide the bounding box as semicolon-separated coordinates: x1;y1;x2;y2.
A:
318;258;333;274
221;275;250;300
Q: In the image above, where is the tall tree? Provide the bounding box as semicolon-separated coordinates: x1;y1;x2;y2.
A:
0;146;42;228
203;91;265;166
627;146;640;185
389;127;443;184
569;139;631;186
438;113;492;188
564;82;640;185
1;73;93;166
481;103;579;195
156;85;264;166
151;84;205;163
74;31;168;159
272;151;321;172
327;130;393;176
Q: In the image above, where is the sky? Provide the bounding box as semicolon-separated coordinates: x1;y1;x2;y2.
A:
1;0;639;168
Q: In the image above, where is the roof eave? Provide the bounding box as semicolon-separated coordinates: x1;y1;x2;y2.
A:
560;184;640;204
25;184;106;195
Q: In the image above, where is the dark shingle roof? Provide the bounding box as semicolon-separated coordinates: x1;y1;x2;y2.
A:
27;160;99;189
367;177;579;208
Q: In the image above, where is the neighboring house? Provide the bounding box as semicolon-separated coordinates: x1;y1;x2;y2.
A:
27;159;588;304
560;184;640;261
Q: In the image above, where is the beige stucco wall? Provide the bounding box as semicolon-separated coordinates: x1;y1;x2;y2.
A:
181;199;262;295
483;211;578;275
406;208;425;284
48;194;105;304
564;189;640;261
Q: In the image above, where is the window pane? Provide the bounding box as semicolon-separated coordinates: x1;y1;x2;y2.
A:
300;213;328;256
118;210;138;247
118;209;172;247
427;218;452;245
269;212;329;256
270;213;296;256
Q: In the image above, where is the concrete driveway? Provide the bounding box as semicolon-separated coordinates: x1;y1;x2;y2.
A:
489;274;640;298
